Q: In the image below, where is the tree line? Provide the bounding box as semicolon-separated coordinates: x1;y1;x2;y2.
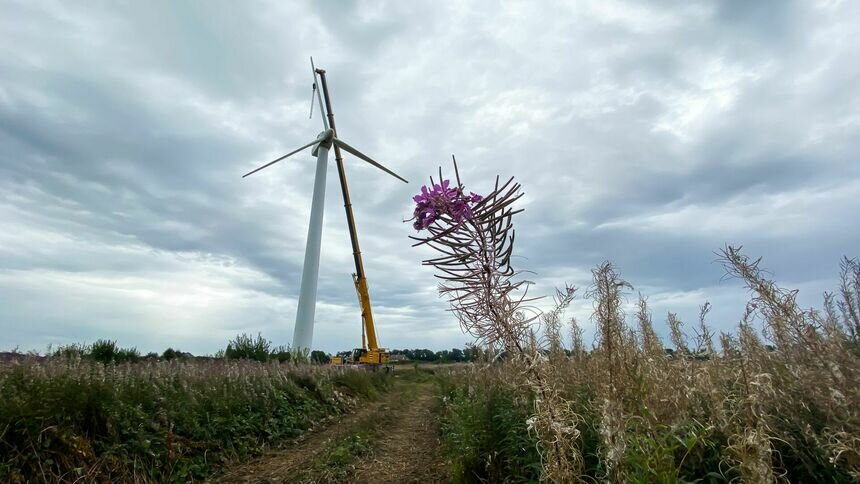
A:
35;334;479;365
386;347;478;362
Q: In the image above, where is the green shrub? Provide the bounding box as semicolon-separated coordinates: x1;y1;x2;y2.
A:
52;340;139;364
310;350;329;364
52;343;88;359
437;372;542;483
114;346;140;363
161;347;186;360
89;339;120;363
271;345;291;363
224;333;271;362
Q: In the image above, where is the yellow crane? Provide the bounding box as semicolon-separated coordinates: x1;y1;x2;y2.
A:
311;67;398;368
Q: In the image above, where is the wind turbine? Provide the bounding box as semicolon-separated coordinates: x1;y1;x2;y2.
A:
243;59;408;352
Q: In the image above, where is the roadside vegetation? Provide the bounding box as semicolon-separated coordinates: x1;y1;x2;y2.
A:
0;335;392;483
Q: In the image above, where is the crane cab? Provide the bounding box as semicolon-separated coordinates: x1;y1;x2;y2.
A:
330;347;390;368
354;347;389;365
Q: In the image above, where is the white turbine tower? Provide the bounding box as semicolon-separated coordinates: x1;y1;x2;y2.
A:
243;59;407;352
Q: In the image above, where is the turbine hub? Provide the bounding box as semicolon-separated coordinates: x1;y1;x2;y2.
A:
312;129;334;156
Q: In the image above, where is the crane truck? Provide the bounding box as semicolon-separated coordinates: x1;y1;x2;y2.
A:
329;274;390;367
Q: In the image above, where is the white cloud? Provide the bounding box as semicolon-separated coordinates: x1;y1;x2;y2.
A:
595;179;860;239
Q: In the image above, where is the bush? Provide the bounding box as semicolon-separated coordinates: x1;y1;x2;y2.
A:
115;347;140;363
224;333;271;362
52;343;88;359
310;350;329;364
161;347;183;360
271;345;291;363
89;339;120;363
52;340;139;364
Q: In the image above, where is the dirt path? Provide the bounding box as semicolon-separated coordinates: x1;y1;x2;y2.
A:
214;381;448;483
348;387;447;483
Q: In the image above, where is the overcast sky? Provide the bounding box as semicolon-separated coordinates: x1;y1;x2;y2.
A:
1;0;858;355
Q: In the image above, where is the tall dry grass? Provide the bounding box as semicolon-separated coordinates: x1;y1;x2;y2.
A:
438;250;860;482
410;167;859;481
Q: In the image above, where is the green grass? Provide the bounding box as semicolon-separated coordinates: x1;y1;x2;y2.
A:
0;358;390;483
436;372;543;483
293;419;381;483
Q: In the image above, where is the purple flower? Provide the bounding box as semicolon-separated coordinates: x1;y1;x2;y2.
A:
410;178;483;231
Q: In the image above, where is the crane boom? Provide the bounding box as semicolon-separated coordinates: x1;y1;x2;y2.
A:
316;68;387;365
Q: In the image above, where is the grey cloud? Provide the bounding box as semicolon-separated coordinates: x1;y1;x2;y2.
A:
1;0;858;354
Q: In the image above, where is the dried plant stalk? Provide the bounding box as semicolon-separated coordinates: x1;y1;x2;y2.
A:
410;161;583;482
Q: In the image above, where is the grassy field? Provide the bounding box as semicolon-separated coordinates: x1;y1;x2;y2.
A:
0;358;391;482
2;255;858;483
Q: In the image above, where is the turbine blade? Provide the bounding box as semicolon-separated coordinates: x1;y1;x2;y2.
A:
242;138;320;178
333;138;408;184
310;57;329;131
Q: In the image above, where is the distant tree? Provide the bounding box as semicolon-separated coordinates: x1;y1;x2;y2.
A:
116;347;141;363
413;348;437;361
462;347;472;362
89;339;140;364
310;350;329;364
450;347;464;362
52;343;88;360
162;347;182;360
271;345;291;363
337;346;478;363
90;339;119;363
225;333;272;362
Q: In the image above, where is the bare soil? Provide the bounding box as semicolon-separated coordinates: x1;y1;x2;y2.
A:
213;381;448;483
